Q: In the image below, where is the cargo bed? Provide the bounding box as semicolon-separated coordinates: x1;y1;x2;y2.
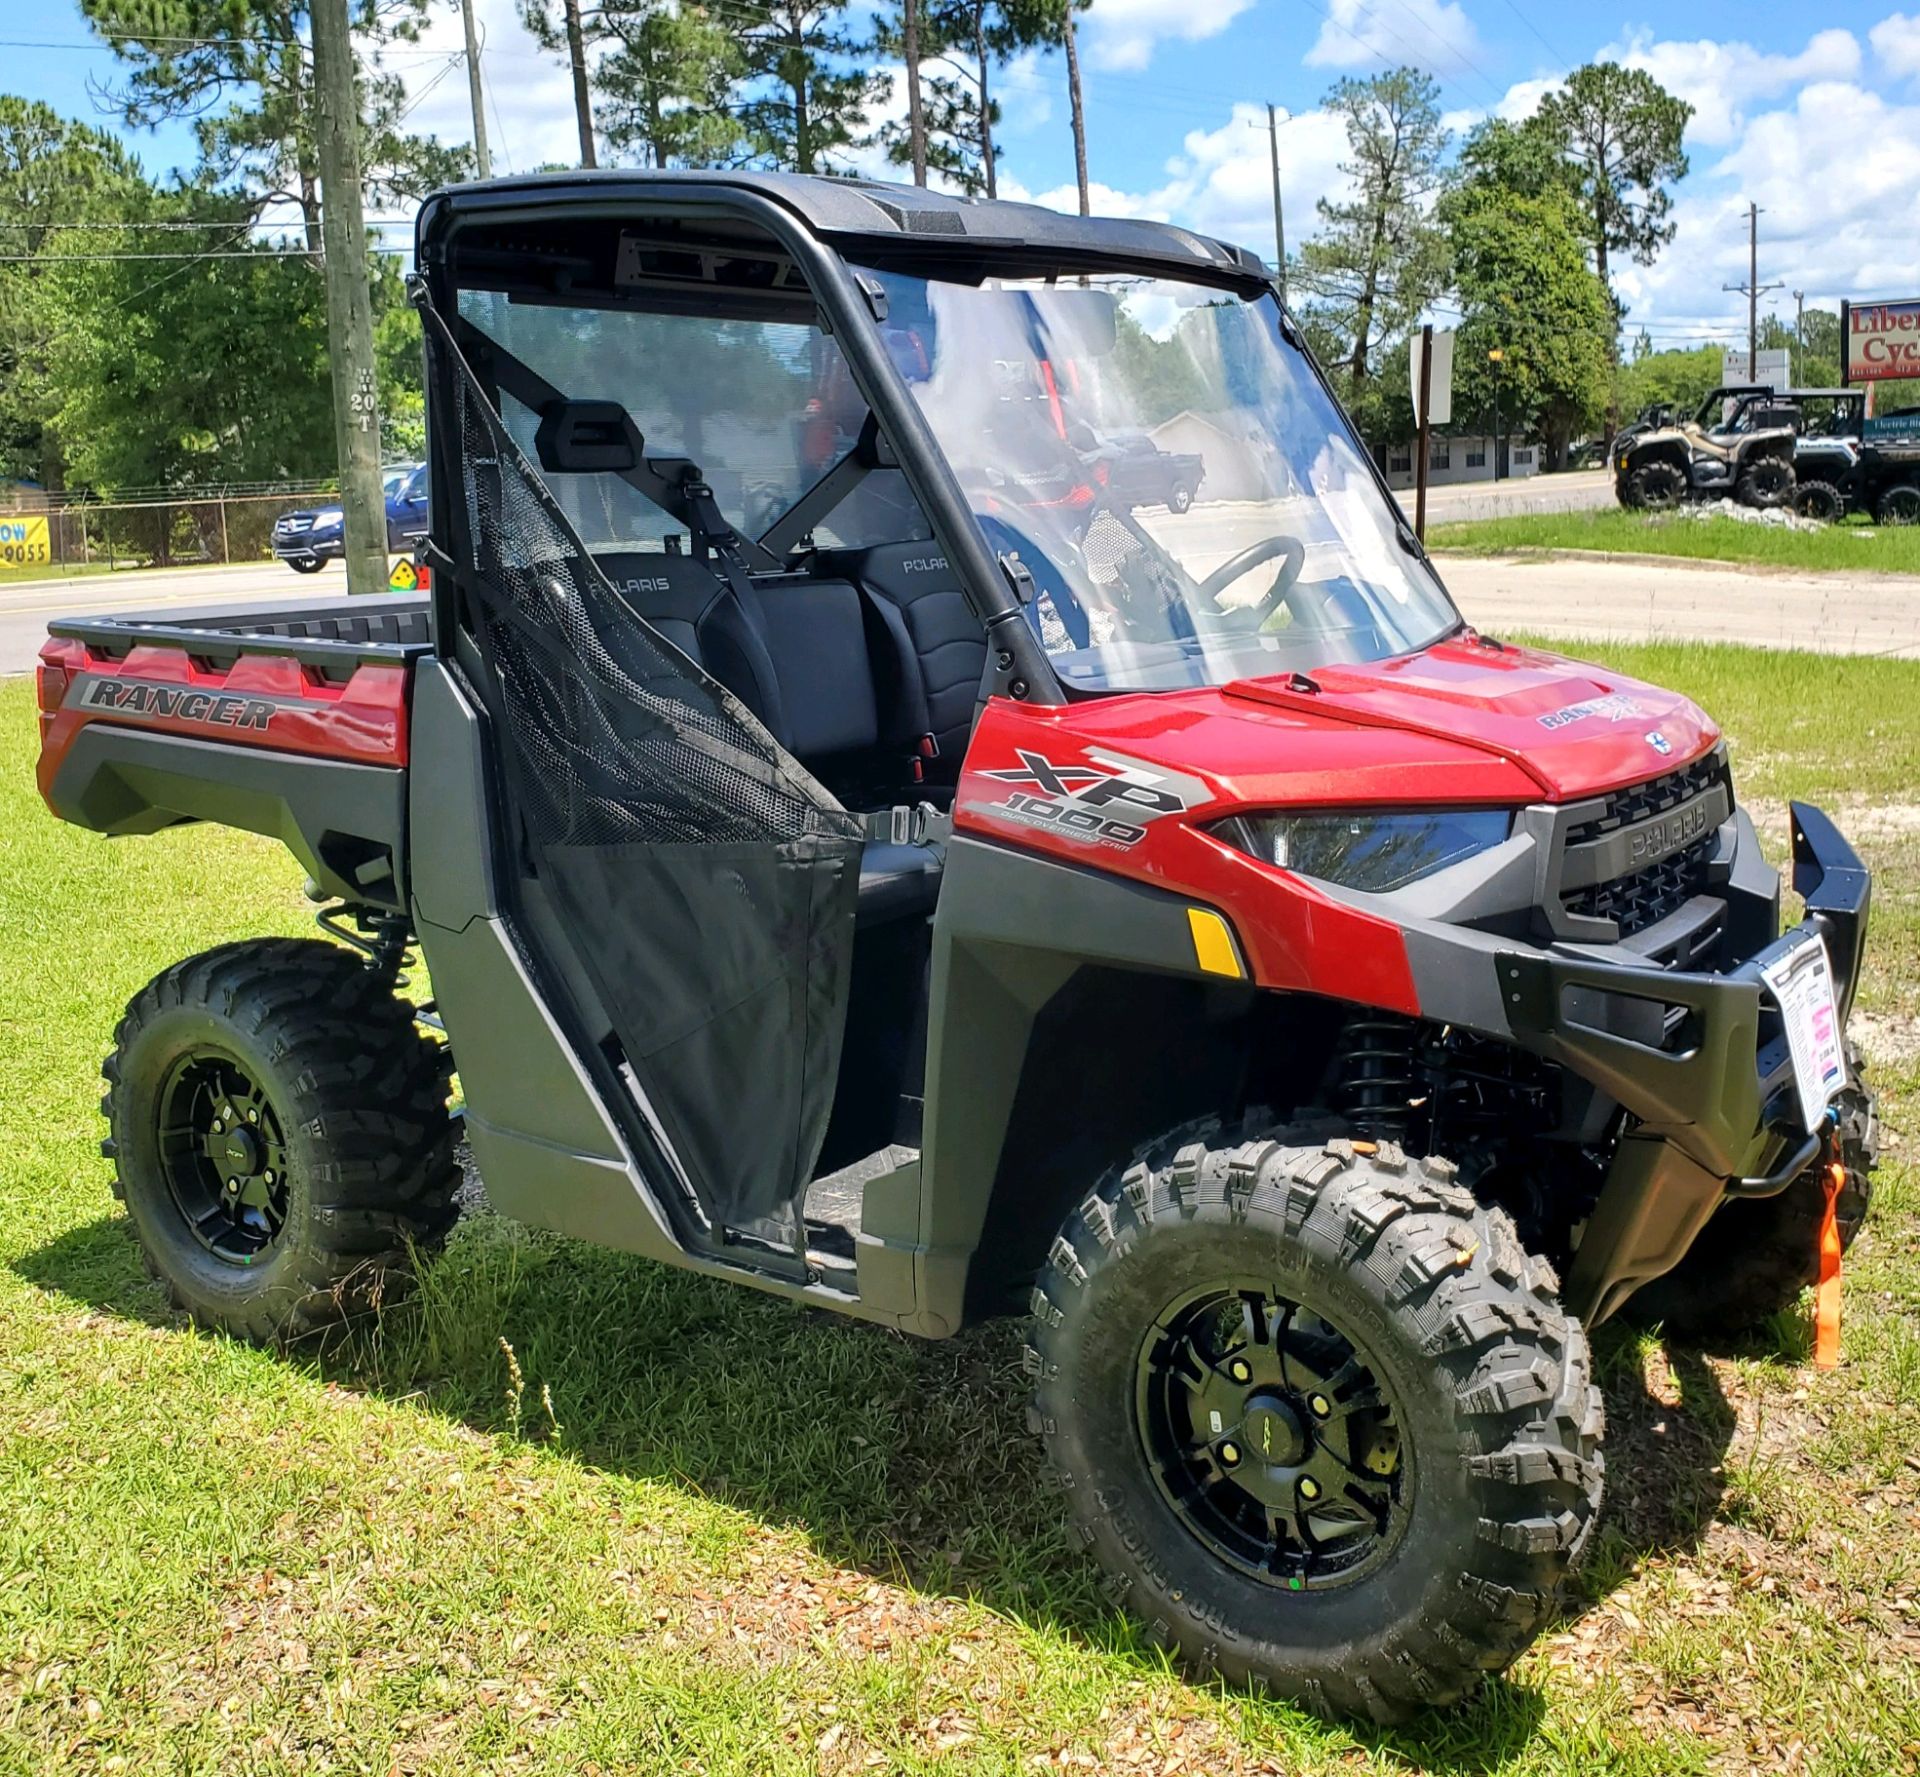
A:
36;594;431;910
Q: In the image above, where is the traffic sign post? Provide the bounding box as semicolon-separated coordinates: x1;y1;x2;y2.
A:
1410;327;1454;541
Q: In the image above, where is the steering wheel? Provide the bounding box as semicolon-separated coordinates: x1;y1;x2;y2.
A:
1193;535;1308;627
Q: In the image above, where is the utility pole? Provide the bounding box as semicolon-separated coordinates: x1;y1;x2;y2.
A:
904;0;927;186
459;0;490;179
1793;289;1805;357
310;0;388;596
563;0;596;167
1266;104;1287;303
1723;201;1783;383
1062;3;1090;217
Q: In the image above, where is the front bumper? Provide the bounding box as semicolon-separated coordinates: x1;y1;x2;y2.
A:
1529;801;1866;1320
1389;797;1869;1322
272;532;343;565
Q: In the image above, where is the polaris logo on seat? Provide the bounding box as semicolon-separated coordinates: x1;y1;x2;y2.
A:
617;577;673;596
975;746;1204;850
901;556;948;573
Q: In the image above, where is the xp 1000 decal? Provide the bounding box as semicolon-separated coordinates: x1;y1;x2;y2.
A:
971;747;1207;850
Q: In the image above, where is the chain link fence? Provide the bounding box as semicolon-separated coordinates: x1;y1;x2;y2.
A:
22;493;339;571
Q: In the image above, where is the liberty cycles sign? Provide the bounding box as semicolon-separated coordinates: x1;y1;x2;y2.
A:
1843;298;1920;382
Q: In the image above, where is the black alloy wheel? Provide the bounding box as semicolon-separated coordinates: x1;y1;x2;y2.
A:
1027;1124;1603;1722
1137;1281;1406;1592
104;937;461;1340
156;1050;290;1263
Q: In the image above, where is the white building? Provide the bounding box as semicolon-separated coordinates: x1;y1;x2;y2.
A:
1378;434;1538;490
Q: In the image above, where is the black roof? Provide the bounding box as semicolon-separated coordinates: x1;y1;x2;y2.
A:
417;167;1270;283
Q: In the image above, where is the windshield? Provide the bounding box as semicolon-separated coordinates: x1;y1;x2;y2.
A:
858;265;1460;692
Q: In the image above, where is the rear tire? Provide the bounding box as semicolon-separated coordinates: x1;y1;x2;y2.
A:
1168;483;1195;514
1027;1125;1603;1723
1793;480;1845;523
1627;1057;1877;1339
1738;456;1795;509
1627;459;1687;510
102;938;459;1342
1876;483;1920;526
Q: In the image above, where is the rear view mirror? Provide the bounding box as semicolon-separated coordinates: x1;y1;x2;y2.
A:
536;399;644;473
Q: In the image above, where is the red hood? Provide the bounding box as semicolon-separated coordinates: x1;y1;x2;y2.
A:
1222;638;1718;800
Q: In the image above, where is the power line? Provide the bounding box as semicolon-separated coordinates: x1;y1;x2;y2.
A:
1492;0;1567;66
0;33;452;58
0;217;415;230
2;246;407;262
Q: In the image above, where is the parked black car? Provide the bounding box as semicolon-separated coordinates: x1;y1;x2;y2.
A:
1068;425;1206;513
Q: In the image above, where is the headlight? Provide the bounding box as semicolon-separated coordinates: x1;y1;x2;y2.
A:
1216;809;1513;893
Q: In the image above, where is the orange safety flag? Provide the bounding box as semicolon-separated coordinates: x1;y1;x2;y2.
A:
1814;1160;1845;1370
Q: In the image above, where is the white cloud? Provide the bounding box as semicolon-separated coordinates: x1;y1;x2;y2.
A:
1005;102;1357;267
1305;0;1484;79
1081;0;1254;74
1870;12;1920;79
1618;79;1920;335
1602;27;1862;147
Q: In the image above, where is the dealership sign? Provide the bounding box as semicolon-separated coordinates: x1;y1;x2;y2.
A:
1844;300;1920;381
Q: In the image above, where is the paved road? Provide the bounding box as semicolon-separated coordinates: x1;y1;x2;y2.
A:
1435;552;1920;658
1413;467;1615;523
1;560;350;675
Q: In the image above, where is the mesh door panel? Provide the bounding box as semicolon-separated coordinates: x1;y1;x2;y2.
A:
427;308;862;1226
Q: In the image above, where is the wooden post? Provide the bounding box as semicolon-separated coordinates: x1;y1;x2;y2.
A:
218;497;231;565
1414;322;1433;543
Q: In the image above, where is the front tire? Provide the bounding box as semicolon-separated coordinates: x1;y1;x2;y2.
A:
1627;459;1687;510
1027;1127;1602;1722
285;557;325;574
102;938;459;1342
1738;456;1795;508
1168;483;1195;514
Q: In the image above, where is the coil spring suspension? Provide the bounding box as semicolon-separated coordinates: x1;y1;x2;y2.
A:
1333;1015;1422;1141
1332;1013;1556;1153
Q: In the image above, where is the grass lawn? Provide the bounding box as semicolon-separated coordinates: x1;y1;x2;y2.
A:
1430;509;1920;575
3;649;1919;1775
0;561;120;585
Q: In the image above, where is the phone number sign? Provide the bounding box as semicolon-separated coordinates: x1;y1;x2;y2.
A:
0;516;50;566
1845;300;1920;381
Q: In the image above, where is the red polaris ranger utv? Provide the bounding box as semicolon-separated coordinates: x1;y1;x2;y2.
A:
35;173;1875;1720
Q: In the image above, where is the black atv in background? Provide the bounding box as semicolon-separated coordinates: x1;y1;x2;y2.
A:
1614;385;1796;511
1786;391;1920;524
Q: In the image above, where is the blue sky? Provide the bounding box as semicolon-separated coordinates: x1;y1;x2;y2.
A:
17;1;1920;342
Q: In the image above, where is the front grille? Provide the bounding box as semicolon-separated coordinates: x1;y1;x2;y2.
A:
1563;832;1716;935
1564;750;1727;849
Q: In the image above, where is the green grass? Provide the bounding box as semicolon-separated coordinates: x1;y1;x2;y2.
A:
0;560;119;584
1430;508;1920;574
3;652;1920;1774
